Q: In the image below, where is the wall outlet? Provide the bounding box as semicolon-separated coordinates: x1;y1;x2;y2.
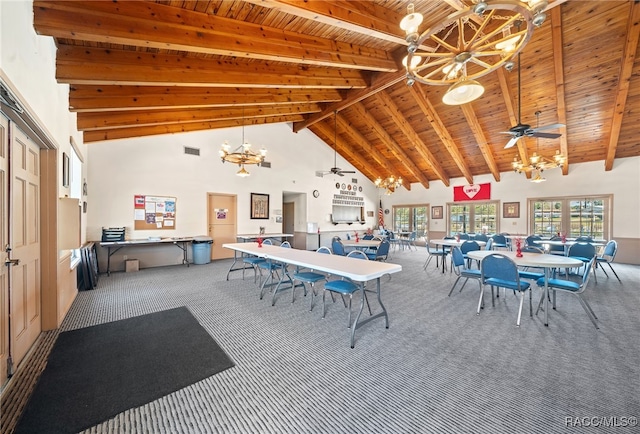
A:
123;255;128;260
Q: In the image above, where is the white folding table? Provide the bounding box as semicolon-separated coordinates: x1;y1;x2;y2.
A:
223;242;402;347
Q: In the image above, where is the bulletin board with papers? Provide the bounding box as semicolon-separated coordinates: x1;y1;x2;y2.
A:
134;195;176;230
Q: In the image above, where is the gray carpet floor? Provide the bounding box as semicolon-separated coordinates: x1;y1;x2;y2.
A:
17;249;640;433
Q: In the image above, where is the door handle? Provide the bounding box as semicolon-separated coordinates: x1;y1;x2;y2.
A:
5;258;20;266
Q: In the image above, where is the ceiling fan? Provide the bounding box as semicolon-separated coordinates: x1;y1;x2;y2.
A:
502;53;564;149
316;111;355;177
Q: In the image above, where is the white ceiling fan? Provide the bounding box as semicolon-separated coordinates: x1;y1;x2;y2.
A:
316;111;355;177
501;53;564;149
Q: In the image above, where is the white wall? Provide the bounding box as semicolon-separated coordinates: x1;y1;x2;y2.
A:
1;0;88;243
3;0;638;251
86;123;380;241
381;157;640;240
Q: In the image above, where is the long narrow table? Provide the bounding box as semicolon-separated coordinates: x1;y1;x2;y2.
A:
236;233;293;243
223;242;402;347
466;250;582;326
100;237;193;275
429;239;486;273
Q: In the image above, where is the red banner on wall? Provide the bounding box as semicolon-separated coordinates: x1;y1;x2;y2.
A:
453;183;491;202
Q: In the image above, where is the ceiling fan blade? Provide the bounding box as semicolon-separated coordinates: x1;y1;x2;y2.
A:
499;131;517;135
532;123;565;132
342;170;356;174
530;132;562;139
504;136;521;149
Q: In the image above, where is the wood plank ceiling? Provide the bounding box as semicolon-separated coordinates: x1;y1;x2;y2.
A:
33;0;640;188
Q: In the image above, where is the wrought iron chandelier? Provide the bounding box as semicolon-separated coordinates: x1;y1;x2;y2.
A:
375;176;403;195
219;109;267;177
512;111;565;182
399;1;548;105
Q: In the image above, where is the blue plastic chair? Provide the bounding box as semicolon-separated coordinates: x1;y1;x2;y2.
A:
322;250;371;327
474;233;488;242
448;246;482;297
292;246;331;311
480;253;532;326
491;234;508;250
536;256;598;329
595;240;621;282
460;240;480;268
567;242;596;277
331;237;346;256
366;239;390;261
423;240;447;271
258;241;293;304
525;235;542;248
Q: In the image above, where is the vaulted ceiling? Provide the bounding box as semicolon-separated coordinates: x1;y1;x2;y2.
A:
33;0;640;189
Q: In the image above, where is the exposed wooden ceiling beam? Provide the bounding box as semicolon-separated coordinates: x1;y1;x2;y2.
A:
604;0;640;171
33;0;397;72
55;45;367;88
460;104;501;182
409;85;474;184
349;102;430;189
292;70;406;132
243;0;408;46
313;117;378;181
83;114;304;143
69;86;343;112
336;115;405;188
77;104;320;131
550;7;570;175
374;90;450;187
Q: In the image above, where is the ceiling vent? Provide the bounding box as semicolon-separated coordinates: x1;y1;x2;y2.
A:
183;146;200;156
260;161;271;168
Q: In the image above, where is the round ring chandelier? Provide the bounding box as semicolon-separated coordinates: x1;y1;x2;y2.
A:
400;1;548;104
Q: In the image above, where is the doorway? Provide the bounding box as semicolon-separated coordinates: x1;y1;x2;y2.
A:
283;202;294;247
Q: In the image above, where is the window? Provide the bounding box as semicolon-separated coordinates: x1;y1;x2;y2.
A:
392;205;427;238
529;196;610;239
448;201;499;235
68;144;83;262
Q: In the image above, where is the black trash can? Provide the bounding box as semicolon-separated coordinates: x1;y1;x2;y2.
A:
192;236;213;264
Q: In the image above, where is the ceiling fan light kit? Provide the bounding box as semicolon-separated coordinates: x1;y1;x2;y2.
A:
512;111;566;181
318;111;356;177
400;1;547;105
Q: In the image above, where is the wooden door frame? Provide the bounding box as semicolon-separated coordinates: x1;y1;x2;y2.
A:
1;76;59;387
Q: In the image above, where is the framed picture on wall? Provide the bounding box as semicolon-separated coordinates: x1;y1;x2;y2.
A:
251;193;269;219
432;206;443;219
503;201;520;218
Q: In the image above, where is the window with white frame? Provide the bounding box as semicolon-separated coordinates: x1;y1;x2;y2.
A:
448;201;499;235
392;204;428;238
529;196;611;239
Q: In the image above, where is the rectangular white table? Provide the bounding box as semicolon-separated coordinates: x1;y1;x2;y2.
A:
341;239;381;250
100;237;193;275
223;242;402;347
466;250;583;326
429;239;486;273
236;233;293;243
